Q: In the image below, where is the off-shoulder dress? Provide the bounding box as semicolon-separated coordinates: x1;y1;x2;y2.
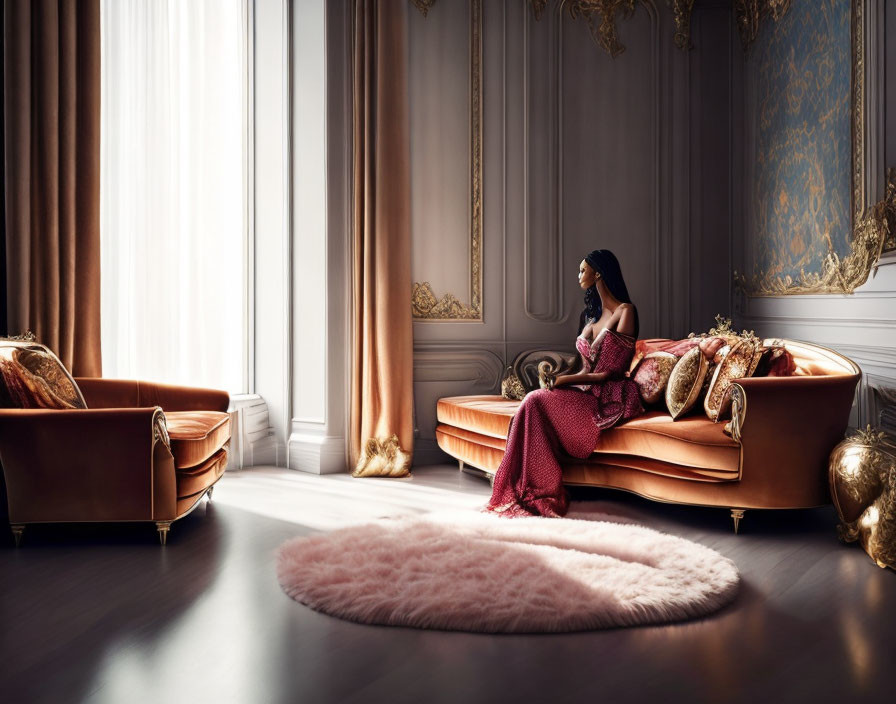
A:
485;328;644;517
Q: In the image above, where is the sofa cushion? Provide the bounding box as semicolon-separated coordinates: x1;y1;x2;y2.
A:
166;411;231;469
436;396;740;473
175;447;228;498
437;396;518;439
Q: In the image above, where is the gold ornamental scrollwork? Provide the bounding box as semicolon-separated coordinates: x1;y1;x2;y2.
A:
733;0;792;51
883;167;896;252
413;282;480;320
411;0;438;18
558;0;636;59
530;0;550;21
667;0;696;50
536;1;698;57
412;0;483;321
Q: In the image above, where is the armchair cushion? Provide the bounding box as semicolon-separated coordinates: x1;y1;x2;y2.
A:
166;411;231;469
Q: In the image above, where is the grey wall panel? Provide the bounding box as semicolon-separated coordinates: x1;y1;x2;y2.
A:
886;0;895;171
409;1;472;302
409;0;736;462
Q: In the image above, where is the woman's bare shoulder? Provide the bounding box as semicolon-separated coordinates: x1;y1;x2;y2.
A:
614;303;637;335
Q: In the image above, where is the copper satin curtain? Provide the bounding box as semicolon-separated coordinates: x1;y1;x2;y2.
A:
350;0;414;477
2;0;102;376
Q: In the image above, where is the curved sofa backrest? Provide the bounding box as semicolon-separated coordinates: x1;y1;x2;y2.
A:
768;338;861;377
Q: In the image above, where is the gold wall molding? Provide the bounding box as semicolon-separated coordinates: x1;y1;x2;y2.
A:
736;1;894;297
883;168;896;252
411;0;483;321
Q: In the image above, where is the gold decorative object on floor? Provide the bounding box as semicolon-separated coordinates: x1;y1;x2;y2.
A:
829;426;896;570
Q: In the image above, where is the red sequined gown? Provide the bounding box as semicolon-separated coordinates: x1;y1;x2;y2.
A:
485;329;643;517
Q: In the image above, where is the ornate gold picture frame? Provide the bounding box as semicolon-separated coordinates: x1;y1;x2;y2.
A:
411;0;483;321
737;0;895;297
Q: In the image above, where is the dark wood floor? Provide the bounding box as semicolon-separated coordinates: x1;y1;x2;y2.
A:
2;465;895;704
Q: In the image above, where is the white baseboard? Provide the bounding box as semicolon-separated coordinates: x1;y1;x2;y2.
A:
287;429;347;474
227;394;279;470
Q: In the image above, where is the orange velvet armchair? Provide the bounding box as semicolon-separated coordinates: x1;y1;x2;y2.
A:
0;378;231;546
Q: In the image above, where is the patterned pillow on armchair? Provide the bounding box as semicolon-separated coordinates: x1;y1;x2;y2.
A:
0;337;87;409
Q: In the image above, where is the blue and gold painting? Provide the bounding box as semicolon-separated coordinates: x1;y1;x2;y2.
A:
751;0;852;289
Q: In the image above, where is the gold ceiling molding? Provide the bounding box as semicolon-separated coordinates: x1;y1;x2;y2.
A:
418;1;788;56
733;0;791;52
411;0;437;18
557;0;637;59
550;1;697;57
668;0;696;50
411;0;483;321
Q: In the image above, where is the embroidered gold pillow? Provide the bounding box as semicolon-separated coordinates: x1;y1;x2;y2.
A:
703;338;762;422
0;340;87;409
633;351;677;405
665;347;710;420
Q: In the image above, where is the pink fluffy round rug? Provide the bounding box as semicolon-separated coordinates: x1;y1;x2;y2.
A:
276;511;739;633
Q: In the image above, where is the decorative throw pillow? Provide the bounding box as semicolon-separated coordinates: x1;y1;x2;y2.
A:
633;351;677;405
754;344;796;377
666;347;710;420
0;339;87;409
703;338;762;422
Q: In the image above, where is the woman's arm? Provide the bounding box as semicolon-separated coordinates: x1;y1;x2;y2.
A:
554;371;610;387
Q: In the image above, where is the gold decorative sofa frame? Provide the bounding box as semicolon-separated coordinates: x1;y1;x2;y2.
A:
435;339;860;532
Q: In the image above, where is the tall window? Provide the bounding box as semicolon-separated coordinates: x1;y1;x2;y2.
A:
100;0;248;393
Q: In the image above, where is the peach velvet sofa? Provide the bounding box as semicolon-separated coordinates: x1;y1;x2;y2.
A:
435;339;860;530
0;378;231;546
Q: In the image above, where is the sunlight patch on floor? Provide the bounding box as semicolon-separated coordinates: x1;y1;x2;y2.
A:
213;465;491;531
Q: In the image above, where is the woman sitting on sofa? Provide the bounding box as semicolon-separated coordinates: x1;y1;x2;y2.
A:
485;249;644;517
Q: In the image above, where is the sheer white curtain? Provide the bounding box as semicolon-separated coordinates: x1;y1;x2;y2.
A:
101;0;246;393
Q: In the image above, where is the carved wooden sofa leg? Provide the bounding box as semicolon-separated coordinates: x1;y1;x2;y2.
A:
155;521;172;546
730;509;746;534
458;460;464;472
10;524;25;548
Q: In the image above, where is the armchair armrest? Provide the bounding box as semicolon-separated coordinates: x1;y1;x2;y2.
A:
75;378;230;413
0;407;177;524
729;373;859;506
